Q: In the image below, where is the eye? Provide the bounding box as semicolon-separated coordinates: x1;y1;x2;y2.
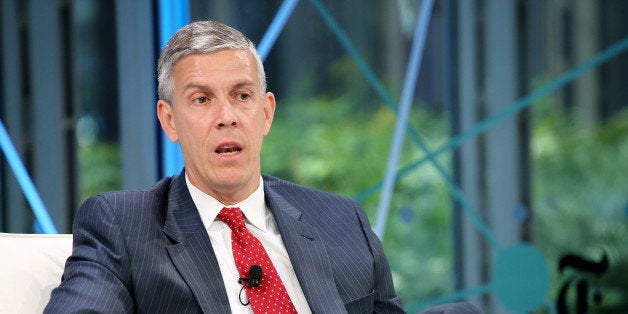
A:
193;96;208;104
236;93;251;101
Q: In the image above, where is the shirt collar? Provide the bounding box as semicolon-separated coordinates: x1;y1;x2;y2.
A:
186;175;268;231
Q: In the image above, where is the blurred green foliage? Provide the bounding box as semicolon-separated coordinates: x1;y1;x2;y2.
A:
78;141;121;203
533;101;628;312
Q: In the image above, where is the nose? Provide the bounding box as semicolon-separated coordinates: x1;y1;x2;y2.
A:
216;100;237;128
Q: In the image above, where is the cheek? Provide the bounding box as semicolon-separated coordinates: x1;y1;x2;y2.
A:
173;115;205;146
255;110;273;135
176;111;205;130
248;120;267;149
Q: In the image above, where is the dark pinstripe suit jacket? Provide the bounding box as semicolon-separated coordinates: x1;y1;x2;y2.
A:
45;172;404;313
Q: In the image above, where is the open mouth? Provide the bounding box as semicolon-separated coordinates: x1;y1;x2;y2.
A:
215;144;242;155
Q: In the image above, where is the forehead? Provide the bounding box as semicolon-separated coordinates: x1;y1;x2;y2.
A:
173;50;257;79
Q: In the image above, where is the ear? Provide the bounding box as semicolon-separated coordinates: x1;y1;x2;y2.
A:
157;100;179;142
263;92;276;136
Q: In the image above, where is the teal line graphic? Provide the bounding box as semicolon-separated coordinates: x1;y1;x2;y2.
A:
404;284;493;313
308;0;397;113
354;37;628;247
355;34;628;216
309;0;500;248
405;243;554;313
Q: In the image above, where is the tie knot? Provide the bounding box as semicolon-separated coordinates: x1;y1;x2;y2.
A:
217;207;246;229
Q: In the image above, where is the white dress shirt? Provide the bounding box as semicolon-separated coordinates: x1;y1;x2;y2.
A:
186;176;312;313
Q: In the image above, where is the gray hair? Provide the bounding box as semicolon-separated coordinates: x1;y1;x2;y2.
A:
157;20;266;104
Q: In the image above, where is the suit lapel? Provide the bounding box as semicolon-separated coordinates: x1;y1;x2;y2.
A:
163;173;231;313
264;180;345;312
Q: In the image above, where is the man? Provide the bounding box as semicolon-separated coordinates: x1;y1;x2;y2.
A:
46;20;404;313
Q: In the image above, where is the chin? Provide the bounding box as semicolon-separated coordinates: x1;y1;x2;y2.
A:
213;171;252;189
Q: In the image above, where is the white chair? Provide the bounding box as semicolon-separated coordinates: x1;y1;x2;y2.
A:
0;232;72;313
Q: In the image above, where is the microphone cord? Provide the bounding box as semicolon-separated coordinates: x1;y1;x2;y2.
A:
238;284;250;306
238;265;262;306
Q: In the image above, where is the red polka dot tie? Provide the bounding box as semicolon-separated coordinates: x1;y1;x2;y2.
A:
217;207;297;313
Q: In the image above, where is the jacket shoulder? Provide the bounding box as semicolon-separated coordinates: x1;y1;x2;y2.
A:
262;174;356;205
81;175;177;226
95;175;174;203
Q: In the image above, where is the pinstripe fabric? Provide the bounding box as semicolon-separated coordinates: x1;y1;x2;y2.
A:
45;171;404;313
264;176;404;313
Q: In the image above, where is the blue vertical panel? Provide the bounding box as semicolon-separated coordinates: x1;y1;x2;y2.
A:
456;0;483;306
116;0;160;189
28;0;69;233
158;0;190;177
1;0;29;232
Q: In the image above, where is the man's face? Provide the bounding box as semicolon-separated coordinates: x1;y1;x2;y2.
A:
157;49;275;204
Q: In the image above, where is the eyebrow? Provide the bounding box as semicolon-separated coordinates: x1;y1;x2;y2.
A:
182;80;258;93
182;83;210;93
232;80;258;90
